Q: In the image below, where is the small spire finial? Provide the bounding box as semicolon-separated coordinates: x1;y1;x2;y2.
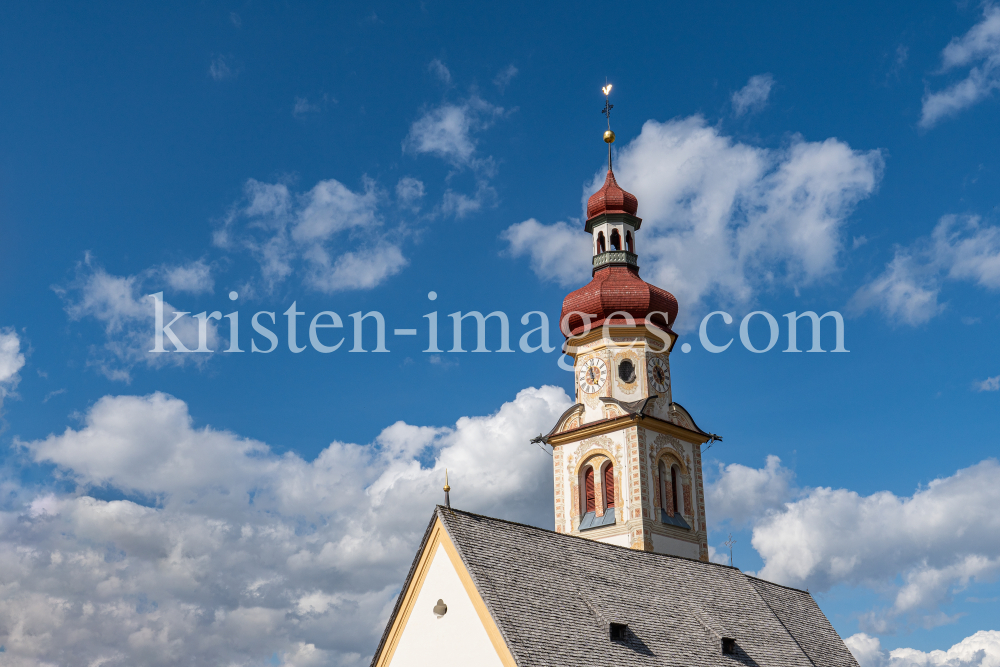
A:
724;533;737;568
443;469;451;508
601;82;615;170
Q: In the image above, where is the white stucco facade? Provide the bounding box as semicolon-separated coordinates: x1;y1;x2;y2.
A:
387;543;504;667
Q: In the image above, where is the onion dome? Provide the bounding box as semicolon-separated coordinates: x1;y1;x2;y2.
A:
560;265;678;338
587;170;638;219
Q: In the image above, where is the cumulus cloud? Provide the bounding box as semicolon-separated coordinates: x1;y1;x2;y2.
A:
847;630;1000;667
403;87;509;219
732;457;1000;631
975;375;1000;391
0;328;26;415
502;218;593;287
404;96;504;171
215;177;406;293
850;252;944;326
732;73;775;116
55;256;218;382
395;176;425;210
163;259;214;294
440;180;497;219
920;4;1000;128
851;215;1000;326
504;116;882;327
706;455;796;527
0;385;571;666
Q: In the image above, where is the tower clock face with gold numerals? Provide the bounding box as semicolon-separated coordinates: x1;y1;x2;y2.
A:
578;357;608;394
647;356;670;393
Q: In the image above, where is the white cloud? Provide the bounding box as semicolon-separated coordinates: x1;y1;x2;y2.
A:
208;54;236;81
56;257;217;382
163;260;214;294
303;244;407;292
395;176;425;210
440;180;496;219
706;455;796;527
428;59;451;84
403;91;507;219
216;177;407;293
504;116;882;327
847;631;1000;667
0;386;570;665
732;73;775;116
850;252;944;326
975;375;1000;391
493;64;518;93
502;218;593;287
852;215;1000;326
921;4;1000;128
733;458;1000;630
293;96;320;117
404;96;504;170
0;328;25;414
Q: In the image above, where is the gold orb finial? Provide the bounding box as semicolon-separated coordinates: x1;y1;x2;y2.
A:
604;129;616;144
443;468;450;493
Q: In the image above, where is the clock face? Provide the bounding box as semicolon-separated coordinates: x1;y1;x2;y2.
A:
647;356;670;394
578;357;608;394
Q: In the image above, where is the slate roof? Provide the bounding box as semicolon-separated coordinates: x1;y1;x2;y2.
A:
372;507;860;667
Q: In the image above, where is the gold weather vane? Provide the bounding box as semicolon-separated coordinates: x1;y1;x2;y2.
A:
601;82;615;170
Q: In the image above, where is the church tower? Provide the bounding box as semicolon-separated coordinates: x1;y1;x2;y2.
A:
539;93;715;560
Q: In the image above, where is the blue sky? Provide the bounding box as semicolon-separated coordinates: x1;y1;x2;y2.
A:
2;1;1000;665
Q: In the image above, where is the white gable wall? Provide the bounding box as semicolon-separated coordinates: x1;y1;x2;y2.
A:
388;543;505;667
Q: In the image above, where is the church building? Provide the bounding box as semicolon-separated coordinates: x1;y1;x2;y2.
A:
369;105;860;667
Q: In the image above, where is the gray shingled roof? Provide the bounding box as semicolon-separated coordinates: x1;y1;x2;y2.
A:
372;507;859;667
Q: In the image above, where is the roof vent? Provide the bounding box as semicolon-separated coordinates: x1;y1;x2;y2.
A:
722;637;736;655
610;623;628;641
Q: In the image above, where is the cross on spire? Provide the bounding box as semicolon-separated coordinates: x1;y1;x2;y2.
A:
601;83;613;127
601;83;615;170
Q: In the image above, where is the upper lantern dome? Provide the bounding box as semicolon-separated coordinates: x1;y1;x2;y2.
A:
586;169;639;219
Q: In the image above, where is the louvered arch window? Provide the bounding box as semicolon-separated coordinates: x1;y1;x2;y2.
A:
584;467;596;514
658;460;668;512
604;464;615;509
671;465;681;515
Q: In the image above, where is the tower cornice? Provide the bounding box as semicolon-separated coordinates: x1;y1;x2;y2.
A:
547;412;710;447
563;324;677;357
584;212;643;234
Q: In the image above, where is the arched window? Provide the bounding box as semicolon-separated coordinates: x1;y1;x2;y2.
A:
610;229;622;251
658;460;668;512
604;464;615;509
626;231;634;253
584;467;596;514
597;232;606;254
671;465;681;515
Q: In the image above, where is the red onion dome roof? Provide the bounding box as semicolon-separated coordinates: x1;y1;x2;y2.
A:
560;266;679;338
587;169;639;219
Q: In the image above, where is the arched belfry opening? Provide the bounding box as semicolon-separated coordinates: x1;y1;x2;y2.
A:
626;230;634;253
610;229;621;251
596;232;606;254
584;467;595;514
671;465;682;515
603;463;615;510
